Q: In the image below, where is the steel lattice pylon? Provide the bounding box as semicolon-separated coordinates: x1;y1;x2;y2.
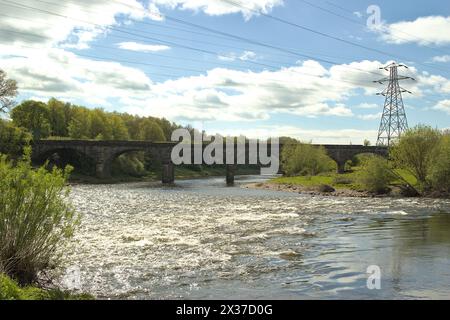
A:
374;62;415;147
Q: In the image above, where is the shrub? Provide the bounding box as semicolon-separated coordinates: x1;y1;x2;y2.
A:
0;149;79;285
0;119;31;159
390;125;442;189
281;142;335;176
112;152;147;177
429;136;450;193
358;156;396;194
0;274;93;300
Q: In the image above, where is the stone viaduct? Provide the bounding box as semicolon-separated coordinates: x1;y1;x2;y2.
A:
31;140;388;185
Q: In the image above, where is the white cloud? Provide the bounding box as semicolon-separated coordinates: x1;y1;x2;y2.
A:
356;103;379;109
0;0;153;49
117;42;170;52
218;51;258;61
151;0;284;20
432;55;450;63
215;126;378;145
433;100;450;114
353;11;363;18
378;16;450;46
357;113;381;121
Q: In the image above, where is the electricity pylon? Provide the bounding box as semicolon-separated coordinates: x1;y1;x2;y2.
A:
374;62;414;147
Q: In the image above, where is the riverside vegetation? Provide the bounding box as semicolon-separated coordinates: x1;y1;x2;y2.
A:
261;126;450;198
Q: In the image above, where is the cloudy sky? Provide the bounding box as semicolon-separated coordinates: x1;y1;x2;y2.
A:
0;0;449;144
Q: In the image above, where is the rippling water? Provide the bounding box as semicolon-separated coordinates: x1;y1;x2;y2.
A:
64;176;450;300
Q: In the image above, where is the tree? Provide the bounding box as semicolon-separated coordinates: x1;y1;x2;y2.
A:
90;109;112;140
109;114;129;140
0;69;18;114
0;150;78;285
68;107;91;139
281;142;335;176
391;125;442;189
10;100;51;140
429;135;450;193
364;139;371;146
138;118;166;142
358;156;395;194
0;119;32;158
47;98;68;137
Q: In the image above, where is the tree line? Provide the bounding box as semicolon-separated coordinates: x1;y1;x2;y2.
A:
9;98;180;142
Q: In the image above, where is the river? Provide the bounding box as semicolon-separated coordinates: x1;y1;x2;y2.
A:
64;176;450;300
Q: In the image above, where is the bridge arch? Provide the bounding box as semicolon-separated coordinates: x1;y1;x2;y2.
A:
322;145;389;174
33;146;96;175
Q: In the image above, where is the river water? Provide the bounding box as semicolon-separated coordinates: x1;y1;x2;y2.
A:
64;176;450;300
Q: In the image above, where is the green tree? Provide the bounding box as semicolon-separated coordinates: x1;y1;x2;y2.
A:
0;120;32;158
0;150;78;285
47;98;68;137
90;109;112;140
429;135;450;193
138;118;166;142
0;69;18;114
10;100;51;140
68;107;91;139
391;125;442;188
109;114;129;140
281;142;335;176
358;156;396;194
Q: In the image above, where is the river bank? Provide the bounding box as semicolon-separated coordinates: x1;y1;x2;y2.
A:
243;180;449;199
243;181;375;197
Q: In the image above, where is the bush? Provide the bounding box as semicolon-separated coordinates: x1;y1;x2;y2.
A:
358;156;396;194
281;142;335;176
429;136;450;193
0;149;79;285
391;125;442;189
0;120;31;159
0;274;93;300
112;152;147;177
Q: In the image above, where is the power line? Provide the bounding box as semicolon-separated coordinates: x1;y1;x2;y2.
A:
299;0;450;59
220;0;450;76
325;0;450;54
0;1;390;86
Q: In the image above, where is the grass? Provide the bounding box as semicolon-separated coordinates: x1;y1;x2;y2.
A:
270;166;419;192
0;274;93;300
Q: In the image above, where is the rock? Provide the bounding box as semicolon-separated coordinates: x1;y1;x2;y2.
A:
318;184;335;193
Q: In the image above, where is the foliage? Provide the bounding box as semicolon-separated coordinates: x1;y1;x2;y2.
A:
429;135;450;193
0;69;18;113
0;274;93;300
0;119;32;158
390;125;442;189
358;156;396;194
138;118;166;141
281;141;335;176
0;150;79;285
11;100;51;140
112;153;146;177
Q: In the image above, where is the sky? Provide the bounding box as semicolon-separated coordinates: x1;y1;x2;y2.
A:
0;0;449;144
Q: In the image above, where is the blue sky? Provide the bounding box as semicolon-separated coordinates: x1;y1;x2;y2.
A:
1;0;449;143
